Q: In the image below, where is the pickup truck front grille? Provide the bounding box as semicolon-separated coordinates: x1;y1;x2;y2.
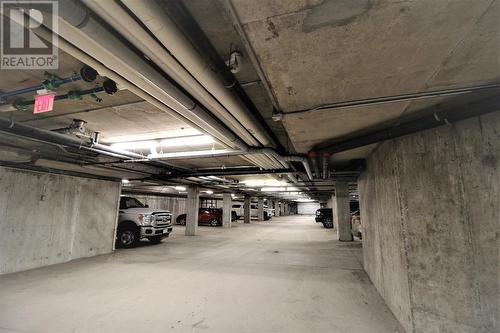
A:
152;213;172;227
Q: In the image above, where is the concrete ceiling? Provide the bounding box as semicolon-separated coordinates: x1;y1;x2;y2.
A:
228;0;500;155
0;0;498;200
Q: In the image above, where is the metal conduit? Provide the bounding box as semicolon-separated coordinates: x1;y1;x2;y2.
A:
0;74;82;101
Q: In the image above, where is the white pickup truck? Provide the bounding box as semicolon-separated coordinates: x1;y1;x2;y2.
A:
232;202;274;221
116;196;173;248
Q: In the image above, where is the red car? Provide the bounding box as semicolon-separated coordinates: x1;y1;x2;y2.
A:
176;208;237;226
176;208;223;227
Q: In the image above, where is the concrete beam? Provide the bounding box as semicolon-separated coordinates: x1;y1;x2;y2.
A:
244;195;251;223
257;197;264;221
185;185;199;236
222;193;232;228
334;182;352;241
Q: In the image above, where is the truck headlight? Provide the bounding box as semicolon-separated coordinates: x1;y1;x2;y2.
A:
138;214;153;226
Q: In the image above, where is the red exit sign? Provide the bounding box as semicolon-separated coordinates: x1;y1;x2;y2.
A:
33;94;55;114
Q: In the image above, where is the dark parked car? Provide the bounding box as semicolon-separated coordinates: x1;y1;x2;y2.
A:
176;208;237;227
315;208;333;228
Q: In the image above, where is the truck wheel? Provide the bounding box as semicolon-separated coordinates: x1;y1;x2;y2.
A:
210;218;219;227
148;236;163;244
323;218;334;229
179;217;186;225
116;226;138;248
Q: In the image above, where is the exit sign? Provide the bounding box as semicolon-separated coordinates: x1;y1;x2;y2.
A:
33;94;55;114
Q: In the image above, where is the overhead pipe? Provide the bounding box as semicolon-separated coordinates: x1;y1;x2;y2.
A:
321;153;330;179
250;148;313;181
46;31;278;171
24;24;249;152
24;2;282;171
82;0;260;147
0;73;82;101
284;83;500;116
223;0;281;112
128;146;313;180
120;0;286;169
121;0;275;148
314;94;500;154
160;168;295;178
13;2;245;150
115;0;285;171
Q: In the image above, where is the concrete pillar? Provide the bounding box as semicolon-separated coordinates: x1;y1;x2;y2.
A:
244;195;251;223
284;202;289;216
334;181;352;241
222;193;232;228
185;185;199;236
272;200;277;216
326;197;333;208
257;197;264;221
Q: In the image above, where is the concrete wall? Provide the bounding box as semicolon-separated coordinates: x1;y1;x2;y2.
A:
358;112;499;333
131;194;186;221
297;202;320;214
0;167;121;275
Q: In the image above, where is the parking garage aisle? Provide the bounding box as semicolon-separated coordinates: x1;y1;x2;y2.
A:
0;216;403;333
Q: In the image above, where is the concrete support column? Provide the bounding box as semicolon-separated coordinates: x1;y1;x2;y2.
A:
284;202;289;216
273;200;278;216
244;195;251;224
257;197;264;221
222;193;232;228
185;185;199;236
334;182;352;241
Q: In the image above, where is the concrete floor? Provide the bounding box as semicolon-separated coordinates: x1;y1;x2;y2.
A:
0;216;404;333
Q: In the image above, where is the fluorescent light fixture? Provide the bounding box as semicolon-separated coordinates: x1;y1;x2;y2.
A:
242;179;288;187
112;140;157;151
160;135;213;147
104;129;201;143
205;190;214;194
260;187;300;192
110;135;214;152
295;198;316;202
261;187;286;192
121;179;130;184
148;149;238;159
174;186;186;191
